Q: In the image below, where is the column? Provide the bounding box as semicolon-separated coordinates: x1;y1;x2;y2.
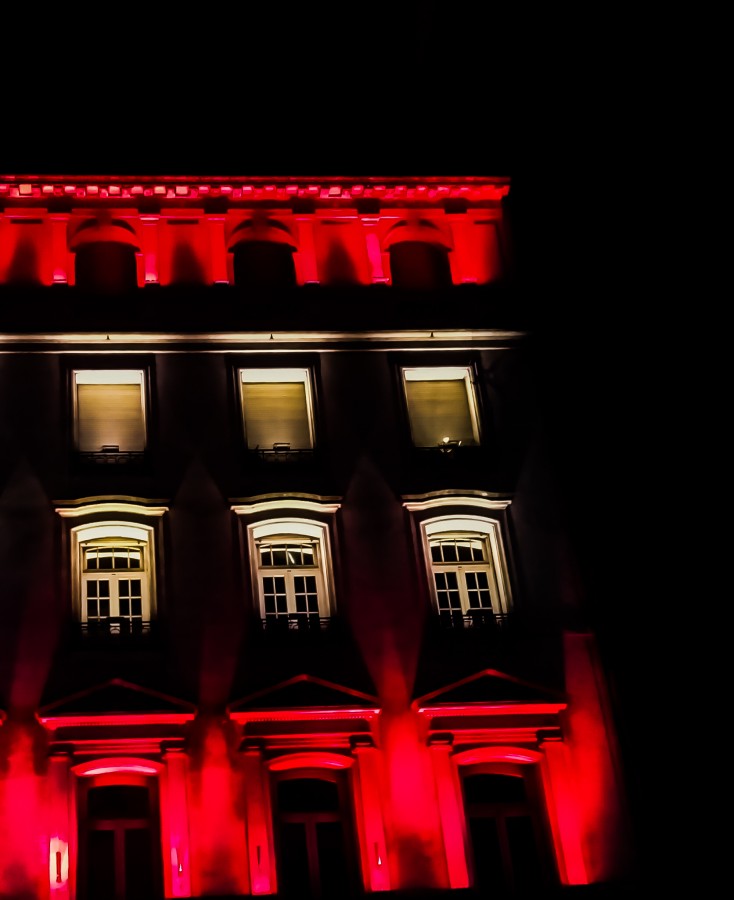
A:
139;216;160;285
350;736;390;892
47;748;72;899
240;740;272;895
162;744;193;898
360;217;389;283
538;730;588;886
207;216;228;283
293;216;319;284
427;734;470;889
50;216;69;284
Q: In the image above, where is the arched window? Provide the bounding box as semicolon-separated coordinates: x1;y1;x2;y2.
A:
69;520;158;636
404;496;515;631
423;517;511;628
248;520;334;631
233;498;341;633
272;772;359;898
460;765;555;895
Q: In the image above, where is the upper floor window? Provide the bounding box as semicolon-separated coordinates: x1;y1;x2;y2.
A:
239;368;314;456
402;366;480;448
73;369;146;458
232;501;340;633
71;521;156;636
422;516;512;628
251;521;332;630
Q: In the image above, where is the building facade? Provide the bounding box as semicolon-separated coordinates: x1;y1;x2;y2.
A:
0;174;634;898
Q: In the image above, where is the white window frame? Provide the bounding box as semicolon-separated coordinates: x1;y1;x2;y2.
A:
246;518;336;624
419;515;513;620
239;367;315;451
72;369;147;452
401;365;481;448
70;521;156;630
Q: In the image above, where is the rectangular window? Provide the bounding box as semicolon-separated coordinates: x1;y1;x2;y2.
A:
73;370;146;452
402;366;480;447
240;368;314;451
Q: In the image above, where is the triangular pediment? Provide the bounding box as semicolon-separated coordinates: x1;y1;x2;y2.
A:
413;668;565;708
38;678;197;717
229;674;379;712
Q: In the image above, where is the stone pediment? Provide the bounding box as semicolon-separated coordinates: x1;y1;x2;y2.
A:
413;668;565;708
38;678;196;718
229;674;379;712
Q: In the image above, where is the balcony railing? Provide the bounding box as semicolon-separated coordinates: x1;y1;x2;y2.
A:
259;614;331;633
80;618;152;637
437;610;509;630
252;446;315;463
77;450;146;466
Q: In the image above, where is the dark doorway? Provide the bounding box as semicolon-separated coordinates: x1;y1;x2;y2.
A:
77;781;163;900
273;775;359;898
463;771;554;897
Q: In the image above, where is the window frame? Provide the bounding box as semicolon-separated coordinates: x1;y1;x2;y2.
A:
71;521;157;632
401;364;482;448
69;361;153;459
403;495;515;625
247;518;336;625
237;365;317;454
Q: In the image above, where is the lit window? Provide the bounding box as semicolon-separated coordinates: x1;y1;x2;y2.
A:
240;368;314;453
73;370;146;454
247;519;335;630
71;522;155;635
417;514;513;628
402;366;480;448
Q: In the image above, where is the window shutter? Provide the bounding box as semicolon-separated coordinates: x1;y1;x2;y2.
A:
77;383;145;451
405;379;475;446
241;381;312;449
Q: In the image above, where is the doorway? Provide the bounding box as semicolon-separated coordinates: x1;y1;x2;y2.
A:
77;779;162;900
273;774;359;898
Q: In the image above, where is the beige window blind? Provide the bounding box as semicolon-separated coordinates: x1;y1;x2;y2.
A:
240;370;313;450
75;371;146;451
404;368;478;447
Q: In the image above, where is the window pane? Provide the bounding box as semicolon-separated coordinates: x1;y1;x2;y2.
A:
263;576;288;615
465;571;492;609
242;381;311;450
404;377;476;447
435;571;462;611
76;382;145;452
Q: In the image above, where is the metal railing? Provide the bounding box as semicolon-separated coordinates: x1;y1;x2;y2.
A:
437;610;509;630
80;618;151;637
77;450;146;466
260;614;331;633
253;447;315;463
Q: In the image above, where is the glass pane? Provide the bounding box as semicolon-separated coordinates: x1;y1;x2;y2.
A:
508;815;545;893
278;822;310;897
468;816;505;893
125;827;157;900
317;820;351;899
404;377;476;447
465;570;492;609
86;829;116;899
434;572;461;611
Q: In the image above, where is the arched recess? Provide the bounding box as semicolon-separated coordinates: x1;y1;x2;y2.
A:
227;218;298;289
69;757;171;900
265;752;361;899
68;219;141;292
451;746;560;894
382;219;453;289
